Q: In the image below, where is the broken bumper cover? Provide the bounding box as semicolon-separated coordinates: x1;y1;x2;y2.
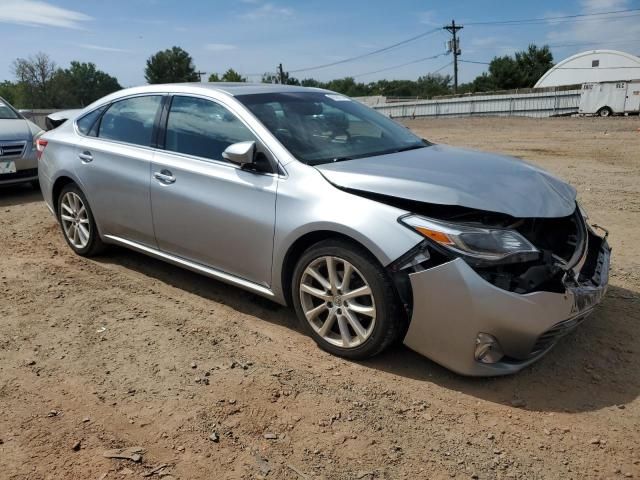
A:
402;236;611;376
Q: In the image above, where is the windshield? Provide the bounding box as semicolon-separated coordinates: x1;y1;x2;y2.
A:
236;91;428;165
0;98;21;120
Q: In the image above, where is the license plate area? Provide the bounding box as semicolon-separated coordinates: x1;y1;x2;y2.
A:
0;160;17;174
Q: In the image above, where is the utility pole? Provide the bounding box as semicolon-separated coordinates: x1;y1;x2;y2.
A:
443;20;463;93
277;63;285;84
195;71;207;82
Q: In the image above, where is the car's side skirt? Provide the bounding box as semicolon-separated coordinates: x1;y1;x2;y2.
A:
103;235;275;298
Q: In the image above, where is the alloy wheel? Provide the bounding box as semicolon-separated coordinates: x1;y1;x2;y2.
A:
60;192;90;249
299;256;377;348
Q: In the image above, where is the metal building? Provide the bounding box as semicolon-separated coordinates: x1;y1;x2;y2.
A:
535;50;640;88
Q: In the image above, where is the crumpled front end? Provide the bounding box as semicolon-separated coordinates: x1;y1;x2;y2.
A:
399;222;610;376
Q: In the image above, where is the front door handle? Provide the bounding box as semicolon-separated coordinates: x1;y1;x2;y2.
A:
78;151;93;163
153;169;176;184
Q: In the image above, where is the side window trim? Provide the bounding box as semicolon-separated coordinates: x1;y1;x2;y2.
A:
155;95;173;150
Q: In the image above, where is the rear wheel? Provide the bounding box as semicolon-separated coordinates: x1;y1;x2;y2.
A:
292;239;405;360
597;106;612;117
57;184;105;257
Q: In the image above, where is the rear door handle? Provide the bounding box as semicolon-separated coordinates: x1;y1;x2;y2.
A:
153;169;176;184
78;151;93;163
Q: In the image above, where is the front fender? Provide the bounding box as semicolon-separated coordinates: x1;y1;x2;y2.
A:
270;162;422;303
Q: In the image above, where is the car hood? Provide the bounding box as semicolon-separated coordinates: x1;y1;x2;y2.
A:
0;118;35;141
315;144;577;218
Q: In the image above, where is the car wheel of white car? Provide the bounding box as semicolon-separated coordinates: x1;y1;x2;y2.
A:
597;107;612;117
57;184;105;257
292;239;405;359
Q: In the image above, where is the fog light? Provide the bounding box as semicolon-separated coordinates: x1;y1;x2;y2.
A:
475;333;504;364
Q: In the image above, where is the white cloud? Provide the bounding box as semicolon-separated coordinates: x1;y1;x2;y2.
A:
0;0;91;29
205;43;238;52
77;43;131;53
240;3;293;20
546;0;640;52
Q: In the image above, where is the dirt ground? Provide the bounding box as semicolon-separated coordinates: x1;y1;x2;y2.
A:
1;116;639;480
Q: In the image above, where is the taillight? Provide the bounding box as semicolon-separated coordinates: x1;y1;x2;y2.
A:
36;138;48;160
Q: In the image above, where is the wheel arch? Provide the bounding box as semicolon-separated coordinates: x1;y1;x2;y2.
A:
51;175;77;215
279;229;391;307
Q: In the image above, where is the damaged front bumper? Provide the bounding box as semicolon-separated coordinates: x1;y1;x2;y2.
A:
402;231;611;376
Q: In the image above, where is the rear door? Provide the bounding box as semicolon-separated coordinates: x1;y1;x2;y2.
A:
624;82;640;113
77;95;164;247
150;95;277;286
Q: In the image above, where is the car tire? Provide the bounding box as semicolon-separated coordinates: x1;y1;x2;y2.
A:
597;107;612;117
292;239;405;360
57;183;105;257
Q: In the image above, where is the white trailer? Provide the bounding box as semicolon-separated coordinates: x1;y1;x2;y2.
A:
579;80;640;117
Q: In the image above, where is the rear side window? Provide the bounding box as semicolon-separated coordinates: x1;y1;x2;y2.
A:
98;96;163;146
164;96;255;161
76;105;107;136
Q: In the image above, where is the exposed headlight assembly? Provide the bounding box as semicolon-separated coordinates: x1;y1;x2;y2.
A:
400;215;539;266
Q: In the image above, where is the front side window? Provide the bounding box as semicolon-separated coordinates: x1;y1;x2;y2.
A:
165;96;256;161
98;95;163;146
237;92;427;165
0;98;21;119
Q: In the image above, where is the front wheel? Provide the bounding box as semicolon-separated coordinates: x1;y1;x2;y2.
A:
292;239;405;360
57;183;105;257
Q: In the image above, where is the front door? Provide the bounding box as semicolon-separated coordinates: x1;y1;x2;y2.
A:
150;95;278;287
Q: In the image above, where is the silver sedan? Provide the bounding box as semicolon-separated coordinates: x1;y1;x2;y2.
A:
0;97;44;188
38;84;610;376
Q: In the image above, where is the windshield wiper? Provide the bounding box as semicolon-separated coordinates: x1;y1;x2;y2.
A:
395;143;427;153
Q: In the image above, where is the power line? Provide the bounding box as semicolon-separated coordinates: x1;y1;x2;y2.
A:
465;8;640;26
459;60;490;65
288;27;442;73
353;53;449;78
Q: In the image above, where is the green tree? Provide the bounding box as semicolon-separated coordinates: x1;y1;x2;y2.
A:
515;44;554;88
414;73;452;97
487;55;524;90
0;81;22;106
475;44;554;91
145;46;199;84
323;77;370;97
12;52;57;108
220;68;246;82
52;62;121;107
208;73;221;82
300;78;321;88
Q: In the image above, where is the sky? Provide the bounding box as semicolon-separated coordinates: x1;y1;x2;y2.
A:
0;0;639;87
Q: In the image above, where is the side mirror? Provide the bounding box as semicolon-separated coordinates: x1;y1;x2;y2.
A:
222;141;256;166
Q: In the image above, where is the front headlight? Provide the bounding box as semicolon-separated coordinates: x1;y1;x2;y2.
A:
400;215;539;265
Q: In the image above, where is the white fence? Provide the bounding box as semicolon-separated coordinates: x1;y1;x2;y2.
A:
370;89;582;119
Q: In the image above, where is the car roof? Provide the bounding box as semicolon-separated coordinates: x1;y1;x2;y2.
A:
77;83;336;116
115;83;329;98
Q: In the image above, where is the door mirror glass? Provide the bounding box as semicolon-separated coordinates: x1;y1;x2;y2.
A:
222;141;256;166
